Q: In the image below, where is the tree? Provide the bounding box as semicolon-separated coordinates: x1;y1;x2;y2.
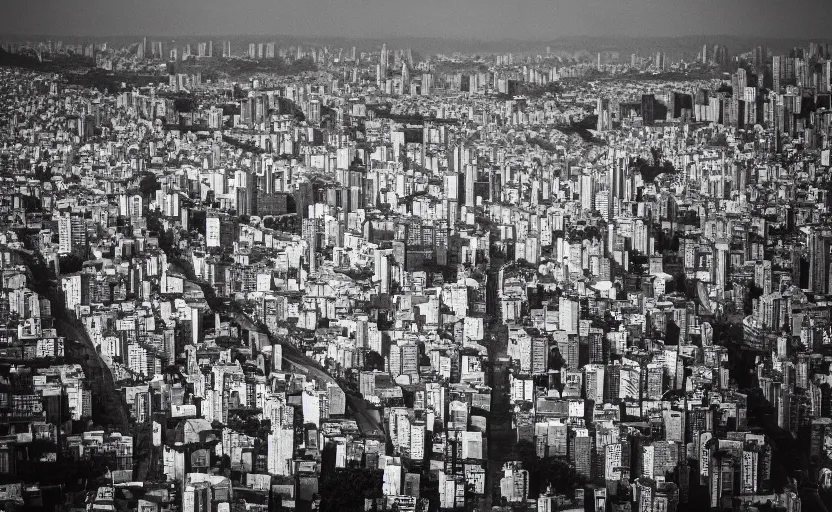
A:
173;95;197;113
548;348;566;371
139;173;160;199
365;351;385;371
318;468;383;512
512;440;588;498
60;253;86;273
630;251;649;275
515;258;537;270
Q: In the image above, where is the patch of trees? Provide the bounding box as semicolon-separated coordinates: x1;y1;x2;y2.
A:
0;47;94;73
222;135;265;154
318;467;384;512
366;105;459;126
633;149;677;183
139;173;160;199
0;47;47;70
511;440;589;498
65;70;160;94
262;215;298;233
630;252;649;275
172;95;197;113
558;116;604;144
145;210;174;251
60;252;86;273
339;267;375;282
527;136;557;152
221;104;240;116
365;351;385;371
178;56;317;80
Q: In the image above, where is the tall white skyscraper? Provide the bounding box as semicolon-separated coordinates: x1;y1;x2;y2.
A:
559;297;579;334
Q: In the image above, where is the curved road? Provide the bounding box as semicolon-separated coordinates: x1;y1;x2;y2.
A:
15;249;129;432
232;311;386;441
170;258;386;442
57;317;130;431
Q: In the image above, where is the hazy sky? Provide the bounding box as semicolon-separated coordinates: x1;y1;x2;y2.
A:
2;0;831;40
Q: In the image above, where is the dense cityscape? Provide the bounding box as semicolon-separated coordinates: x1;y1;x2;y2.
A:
0;30;830;512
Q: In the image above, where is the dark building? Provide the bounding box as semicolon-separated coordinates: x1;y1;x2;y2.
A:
641;94;656;125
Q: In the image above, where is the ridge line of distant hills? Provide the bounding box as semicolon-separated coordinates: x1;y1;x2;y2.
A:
1;34;831;56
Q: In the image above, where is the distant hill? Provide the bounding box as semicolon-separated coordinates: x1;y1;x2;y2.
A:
0;46;96;73
2;34;829;58
0;46;48;70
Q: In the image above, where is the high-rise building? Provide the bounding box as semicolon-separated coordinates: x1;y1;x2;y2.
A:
809;228;831;295
410;421;426;460
499;467;529;503
709;453;735;508
207;107;223;130
663;409;684;442
594;190;610;221
741;445;759;495
373;248;392;294
633;219;648;254
569;427;591;479
580;174;594;211
655;51;665;70
641;94;655;125
772;55;782;92
303;218;319;274
401;343;419;377
308;98;321;124
378;44;388;84
206;216;221;248
596;98;610;131
531;337;547;375
644;363;663;400
359;371;376;397
559;297;579;334
784;390;812;438
588;329;605;364
57;215;72;255
182;482;210;512
58;214;86;255
556;334;579;369
811;417;832;459
267;428;294;476
584;364;605;402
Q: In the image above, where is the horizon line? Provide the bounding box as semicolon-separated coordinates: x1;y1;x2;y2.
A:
2;33;831;44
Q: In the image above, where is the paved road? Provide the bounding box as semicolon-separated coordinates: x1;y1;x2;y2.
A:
171;259;386;442
14;249;129;432
483;256;513;511
484;332;513;511
232;311;386;441
57;317;130;432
